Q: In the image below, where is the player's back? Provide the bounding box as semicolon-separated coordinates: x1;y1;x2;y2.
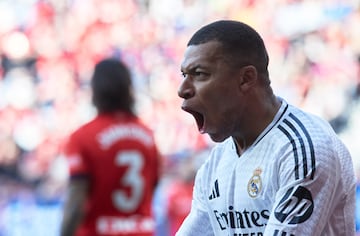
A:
67;112;160;236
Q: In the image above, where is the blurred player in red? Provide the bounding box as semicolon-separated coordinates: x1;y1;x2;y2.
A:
166;156;195;236
60;58;161;236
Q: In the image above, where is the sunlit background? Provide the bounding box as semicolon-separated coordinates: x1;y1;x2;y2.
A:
0;0;359;235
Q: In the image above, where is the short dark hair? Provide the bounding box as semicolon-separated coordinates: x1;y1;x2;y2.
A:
188;20;269;78
91;58;134;114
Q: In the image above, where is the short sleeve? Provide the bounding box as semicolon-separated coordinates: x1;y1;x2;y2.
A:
64;132;90;177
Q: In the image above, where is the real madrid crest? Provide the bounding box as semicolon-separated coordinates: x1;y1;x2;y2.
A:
247;167;262;198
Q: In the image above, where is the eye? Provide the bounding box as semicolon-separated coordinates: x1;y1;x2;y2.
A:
181;69;210;80
194;71;203;76
193;71;209;79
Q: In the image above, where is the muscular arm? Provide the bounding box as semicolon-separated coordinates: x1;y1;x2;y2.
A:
60;178;89;236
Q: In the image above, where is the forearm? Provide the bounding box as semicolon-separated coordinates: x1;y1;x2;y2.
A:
60;179;89;236
60;203;84;236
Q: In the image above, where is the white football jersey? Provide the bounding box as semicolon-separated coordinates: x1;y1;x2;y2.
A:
176;99;356;236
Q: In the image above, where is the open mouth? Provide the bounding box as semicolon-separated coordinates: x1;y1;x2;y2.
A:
182;107;205;132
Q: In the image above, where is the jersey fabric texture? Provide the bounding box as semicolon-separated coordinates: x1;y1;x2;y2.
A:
64;113;160;236
176;99;356;236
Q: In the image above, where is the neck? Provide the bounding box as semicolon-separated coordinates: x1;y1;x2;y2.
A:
233;138;246;156
233;95;281;156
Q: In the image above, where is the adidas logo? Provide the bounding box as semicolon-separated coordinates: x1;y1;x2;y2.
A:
209;179;220;200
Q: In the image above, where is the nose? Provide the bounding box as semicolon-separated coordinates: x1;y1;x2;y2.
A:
178;78;194;99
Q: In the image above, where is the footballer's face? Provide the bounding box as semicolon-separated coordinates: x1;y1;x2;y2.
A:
178;41;248;142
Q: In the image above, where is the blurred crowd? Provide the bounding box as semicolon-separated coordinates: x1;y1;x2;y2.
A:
0;0;360;235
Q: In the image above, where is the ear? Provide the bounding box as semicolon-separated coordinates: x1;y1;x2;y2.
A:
238;65;258;92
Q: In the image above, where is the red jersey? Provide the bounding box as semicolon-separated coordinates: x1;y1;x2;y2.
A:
64;113;160;236
167;180;193;236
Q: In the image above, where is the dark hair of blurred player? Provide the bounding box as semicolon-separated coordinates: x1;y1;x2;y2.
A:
91;59;134;114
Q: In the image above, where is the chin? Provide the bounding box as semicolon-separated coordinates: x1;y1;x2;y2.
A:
208;133;228;143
